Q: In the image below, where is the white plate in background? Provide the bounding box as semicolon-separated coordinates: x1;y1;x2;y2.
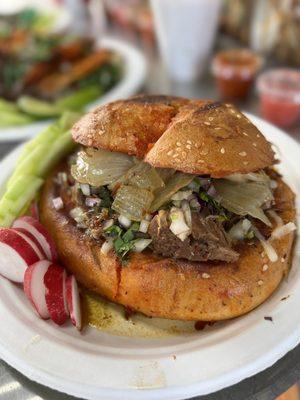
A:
0;37;147;143
0;115;299;400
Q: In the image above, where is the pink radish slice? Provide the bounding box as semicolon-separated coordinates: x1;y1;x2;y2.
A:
66;275;82;330
30;202;39;220
13;216;57;261
44;264;69;325
0;229;41;282
24;260;51;319
14;229;46;260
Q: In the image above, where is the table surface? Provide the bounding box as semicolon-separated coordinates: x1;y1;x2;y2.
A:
0;40;300;400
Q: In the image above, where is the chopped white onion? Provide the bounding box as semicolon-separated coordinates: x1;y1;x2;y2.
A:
103;219;114;230
101;239;113;255
267;210;283;227
85;197;101;207
52;196;64;210
57;172;67;184
271;222;296;240
80;184;90;196
181;199;192;228
70;207;85;223
169;207;191;242
171;190;193;201
190;198;200;210
133;238;152;253
252;226;278;262
270;180;278;189
228;218;251;241
144;214;152;221
139;220;150;233
118;215;131;228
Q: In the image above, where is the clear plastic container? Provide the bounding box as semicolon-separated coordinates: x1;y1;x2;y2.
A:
257;69;300;128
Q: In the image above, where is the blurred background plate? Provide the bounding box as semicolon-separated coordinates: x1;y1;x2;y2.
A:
0;114;299;400
0;37;146;143
0;0;71;32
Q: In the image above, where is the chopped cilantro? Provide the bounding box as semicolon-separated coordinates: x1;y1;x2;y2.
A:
104;224;122;237
98;187;113;208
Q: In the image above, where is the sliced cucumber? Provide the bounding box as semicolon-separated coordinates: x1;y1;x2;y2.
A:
0;110;35;127
56;86;101;111
0;98;19;113
58;111;82;131
8;144;49;188
17;96;61;118
17;123;62;164
37;130;76;177
0;175;43;227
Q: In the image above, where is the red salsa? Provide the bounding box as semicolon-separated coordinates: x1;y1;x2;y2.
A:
257;69;300;128
212;49;262;100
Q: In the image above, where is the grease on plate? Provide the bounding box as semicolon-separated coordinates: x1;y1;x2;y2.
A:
81;289;198;338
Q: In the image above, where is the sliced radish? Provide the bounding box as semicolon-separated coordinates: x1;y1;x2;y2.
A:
14;228;46;260
66;275;82;330
0;229;41;282
13;216;57;261
30;202;39;220
24;260;51;319
44;264;69;325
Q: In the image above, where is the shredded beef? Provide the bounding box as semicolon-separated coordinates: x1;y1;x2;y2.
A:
148;210;239;263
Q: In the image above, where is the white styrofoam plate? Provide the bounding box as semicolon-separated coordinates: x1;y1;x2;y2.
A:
0;37;147;142
0;0;71;32
0;114;299;400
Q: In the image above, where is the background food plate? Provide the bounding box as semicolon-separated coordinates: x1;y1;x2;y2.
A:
0;37;147;143
0;115;299;400
0;0;71;32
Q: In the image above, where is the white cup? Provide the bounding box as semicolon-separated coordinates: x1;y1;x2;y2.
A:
151;0;222;82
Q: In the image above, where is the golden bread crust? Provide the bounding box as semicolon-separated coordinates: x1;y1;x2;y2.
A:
72;95;276;177
40;170;296;321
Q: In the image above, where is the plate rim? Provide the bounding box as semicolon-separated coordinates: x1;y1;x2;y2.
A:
0;114;299;400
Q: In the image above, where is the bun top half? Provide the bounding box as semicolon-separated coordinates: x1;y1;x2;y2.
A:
71;95;276;177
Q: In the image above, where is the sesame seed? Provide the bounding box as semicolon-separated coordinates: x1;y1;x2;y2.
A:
208;117;214;121
230;109;235;113
258;280;264;286
202;273;210;279
176;142;181;146
204;122;211;126
236;114;242;119
253;142;257;147
225;104;231;107
243;161;249;165
256;134;260;138
242;132;248;136
167;150;173;156
261;251;265;257
215;127;221;130
173;153;178;158
198;159;204;163
262;264;269;272
239;151;247;157
187;140;192;144
281;257;285;263
186;145;192;150
220;147;225;154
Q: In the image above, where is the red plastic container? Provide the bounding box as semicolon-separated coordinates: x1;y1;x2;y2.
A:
212;49;262;100
257;69;300;128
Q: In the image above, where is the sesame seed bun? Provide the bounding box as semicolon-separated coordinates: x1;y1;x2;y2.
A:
39;167;296;321
72;95;276;177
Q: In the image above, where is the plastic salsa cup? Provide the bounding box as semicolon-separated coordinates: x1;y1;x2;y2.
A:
212;49;262;100
257;69;300;128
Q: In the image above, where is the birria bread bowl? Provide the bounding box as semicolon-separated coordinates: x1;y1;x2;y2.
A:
39;95;296;322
